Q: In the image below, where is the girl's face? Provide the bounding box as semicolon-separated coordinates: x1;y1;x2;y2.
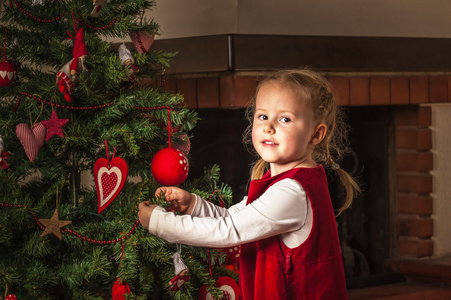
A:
252;82;326;176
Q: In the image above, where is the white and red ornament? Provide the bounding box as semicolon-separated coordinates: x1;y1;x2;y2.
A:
5;294;17;300
0;60;17;87
32;0;45;5
198;277;239;300
91;0;106;17
56;27;88;102
15;122;46;162
169;247;190;296
129;30;154;53
41;110;69;141
94;143;128;213
118;43;138;82
0;134;10;170
112;278;130;300
151;147;189;186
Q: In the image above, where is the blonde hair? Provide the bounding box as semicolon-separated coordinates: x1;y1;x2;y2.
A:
243;68;360;215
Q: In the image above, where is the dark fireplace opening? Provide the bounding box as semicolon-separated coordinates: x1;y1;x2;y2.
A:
188;107;404;288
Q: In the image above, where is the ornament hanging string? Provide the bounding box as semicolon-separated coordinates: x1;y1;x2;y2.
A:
66;11;80;40
207;249;213;278
1;27;6;61
167;108;172;148
104;140;116;166
120;240;126;277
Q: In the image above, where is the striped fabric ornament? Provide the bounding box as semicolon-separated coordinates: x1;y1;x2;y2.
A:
15;122;46;162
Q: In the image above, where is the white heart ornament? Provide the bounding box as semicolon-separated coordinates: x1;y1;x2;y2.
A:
94;157;128;213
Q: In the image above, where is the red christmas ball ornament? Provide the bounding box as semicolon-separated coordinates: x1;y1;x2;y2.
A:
112;278;130;300
0;60;17;87
5;295;17;300
151;147;189;186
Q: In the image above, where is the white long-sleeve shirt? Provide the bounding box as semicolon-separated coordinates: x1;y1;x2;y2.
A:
148;178;313;249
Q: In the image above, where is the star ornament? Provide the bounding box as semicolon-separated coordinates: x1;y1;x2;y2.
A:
41;111;69;141
38;209;72;240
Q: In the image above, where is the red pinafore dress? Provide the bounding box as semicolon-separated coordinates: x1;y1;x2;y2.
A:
239;166;348;300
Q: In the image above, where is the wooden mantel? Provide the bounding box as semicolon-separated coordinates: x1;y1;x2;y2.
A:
150;34;451;74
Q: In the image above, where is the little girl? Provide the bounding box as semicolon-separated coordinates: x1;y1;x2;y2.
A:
138;69;360;300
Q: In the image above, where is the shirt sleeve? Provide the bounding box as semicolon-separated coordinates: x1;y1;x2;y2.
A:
148;178;308;248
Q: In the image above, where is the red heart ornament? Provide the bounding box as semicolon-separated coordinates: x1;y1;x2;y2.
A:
15;122;46;162
94;157;128;213
198;277;239;300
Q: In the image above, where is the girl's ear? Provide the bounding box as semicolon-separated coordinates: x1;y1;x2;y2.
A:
310;124;327;145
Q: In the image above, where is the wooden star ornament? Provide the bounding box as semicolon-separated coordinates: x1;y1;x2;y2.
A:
38;209;72;240
41;110;69;141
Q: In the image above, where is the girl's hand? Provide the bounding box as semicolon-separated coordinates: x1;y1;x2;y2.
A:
138;201;157;230
155;187;196;215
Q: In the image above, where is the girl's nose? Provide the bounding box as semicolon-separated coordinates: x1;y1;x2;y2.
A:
263;123;275;134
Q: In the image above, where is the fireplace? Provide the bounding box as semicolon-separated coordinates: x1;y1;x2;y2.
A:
187;105;403;288
139;33;450;290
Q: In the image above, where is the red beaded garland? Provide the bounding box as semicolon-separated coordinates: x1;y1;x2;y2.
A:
0;202;140;244
14;92;173;112
13;0;64;23
79;18;120;30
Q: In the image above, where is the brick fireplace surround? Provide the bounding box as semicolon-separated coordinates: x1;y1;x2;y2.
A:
136;34;451;298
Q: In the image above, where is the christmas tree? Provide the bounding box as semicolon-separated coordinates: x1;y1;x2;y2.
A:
0;1;238;299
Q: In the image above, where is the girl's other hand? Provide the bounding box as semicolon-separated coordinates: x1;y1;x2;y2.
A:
138;201;157;230
155;187;196;214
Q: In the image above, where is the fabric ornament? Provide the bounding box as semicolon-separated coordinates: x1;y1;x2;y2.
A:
1;28;17;87
91;0;106;17
220;246;241;266
129;30;154;53
169;247;190;296
41;110;69;141
0;60;17;87
0;134;10;170
118;43;138;81
55;60;74;102
198;277;239;300
15;122;46;162
38;208;72;240
94;142;128;213
56;27;88;102
151;147;189;186
112;278;130;300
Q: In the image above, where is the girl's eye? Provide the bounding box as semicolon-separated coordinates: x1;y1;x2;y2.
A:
257;114;268;121
280;117;291;123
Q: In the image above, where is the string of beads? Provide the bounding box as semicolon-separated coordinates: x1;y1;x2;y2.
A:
13;92;173;112
0;202;140;244
10;0;119;30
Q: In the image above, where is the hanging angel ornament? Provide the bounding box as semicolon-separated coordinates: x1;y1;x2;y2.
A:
118;43;138;81
0;134;11;170
91;0;106;17
31;0;45;5
169;246;190;296
56;28;88;102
